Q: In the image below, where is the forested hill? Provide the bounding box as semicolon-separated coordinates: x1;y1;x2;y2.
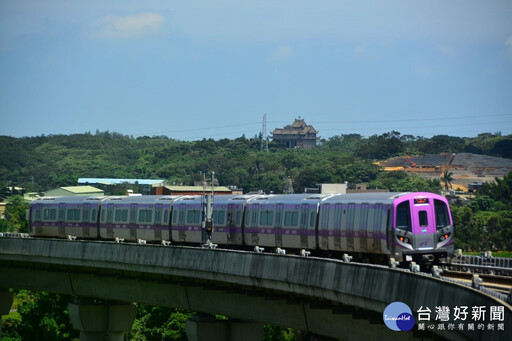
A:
1;131;511;194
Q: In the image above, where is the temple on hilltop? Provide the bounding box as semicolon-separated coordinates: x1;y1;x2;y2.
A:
271;117;319;149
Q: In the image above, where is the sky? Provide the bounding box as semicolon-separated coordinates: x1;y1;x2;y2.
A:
1;0;511;140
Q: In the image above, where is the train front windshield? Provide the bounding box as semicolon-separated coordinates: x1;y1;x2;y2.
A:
396;201;412;232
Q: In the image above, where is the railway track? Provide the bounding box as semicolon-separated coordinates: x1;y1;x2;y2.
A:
440;270;512;295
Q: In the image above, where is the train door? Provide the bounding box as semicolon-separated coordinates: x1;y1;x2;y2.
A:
106;204;114;239
155;204;164;240
226;203;238;244
411;199;435;249
58;203;66;236
347;204;355;251
83;204;91;238
300;204;309;249
275;204;283;247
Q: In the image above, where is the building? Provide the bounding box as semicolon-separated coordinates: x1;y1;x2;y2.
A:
271;118;319;149
78;178;164;195
150;185;234;196
305;183;347;194
0;202;6;219
44;186;104;197
78;178;164;186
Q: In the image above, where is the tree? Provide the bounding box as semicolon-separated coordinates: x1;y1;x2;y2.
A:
2;291;78;341
1;195;29;233
441;170;454;191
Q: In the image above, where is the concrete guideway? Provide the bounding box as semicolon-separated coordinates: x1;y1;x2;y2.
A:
0;238;511;340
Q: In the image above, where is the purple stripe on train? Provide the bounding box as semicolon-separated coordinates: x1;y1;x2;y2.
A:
101;223;169;231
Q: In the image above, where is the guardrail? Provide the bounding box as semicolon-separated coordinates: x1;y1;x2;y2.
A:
452;250;512;268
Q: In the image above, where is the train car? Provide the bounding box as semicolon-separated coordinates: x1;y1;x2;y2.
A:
392;192;454;263
98;195;180;242
210;194;257;246
29;196;104;239
170;194;256;245
171;196;203;243
317;192;454;263
244;194;332;250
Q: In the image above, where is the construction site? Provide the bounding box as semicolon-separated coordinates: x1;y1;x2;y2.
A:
376;153;512;192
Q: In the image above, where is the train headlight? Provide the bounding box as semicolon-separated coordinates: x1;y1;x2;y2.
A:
439;233;451;242
398;236;410;244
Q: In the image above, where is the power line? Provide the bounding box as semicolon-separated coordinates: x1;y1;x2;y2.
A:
125;113;510;140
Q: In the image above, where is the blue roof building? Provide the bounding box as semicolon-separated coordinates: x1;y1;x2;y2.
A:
77;178;164;186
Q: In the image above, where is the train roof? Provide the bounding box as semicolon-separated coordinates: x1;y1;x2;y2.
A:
101;195;183;204
30;196;108;205
245;193;333;205
173;194;260;206
322;192;445;204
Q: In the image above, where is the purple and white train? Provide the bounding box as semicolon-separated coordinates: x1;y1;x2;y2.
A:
28;192;454;264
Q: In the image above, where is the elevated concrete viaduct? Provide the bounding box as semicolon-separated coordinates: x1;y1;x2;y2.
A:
0;238;510;340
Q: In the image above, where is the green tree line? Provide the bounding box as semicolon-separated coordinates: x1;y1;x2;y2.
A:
1;131;510;195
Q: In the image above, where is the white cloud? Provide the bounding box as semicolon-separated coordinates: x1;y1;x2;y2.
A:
266;45;294;63
90;12;165;39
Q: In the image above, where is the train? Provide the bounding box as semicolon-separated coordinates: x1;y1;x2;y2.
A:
28;192;455;264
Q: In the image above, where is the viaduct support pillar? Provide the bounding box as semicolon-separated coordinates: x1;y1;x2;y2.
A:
68;299;136;341
186;314;263;341
0;289;14;340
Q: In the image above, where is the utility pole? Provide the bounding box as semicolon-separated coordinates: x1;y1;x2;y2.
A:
283;176;294;194
261;114;269;152
201;171;216;247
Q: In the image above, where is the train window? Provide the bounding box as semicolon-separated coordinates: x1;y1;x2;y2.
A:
187;210;199;224
260;211;266;225
139;209;153;223
101;210;105;222
347;205;355;228
49;208;56;220
360;205;368;228
115;209;128;222
67;209;81;221
91;209;97;221
260;211;272;225
434;200;450;229
396;201;412;232
284;211;298;226
164;210;169;224
217;211;225;224
292;212;298;226
284;212;291;226
310;211;316;227
212;211;223;225
419;211;428;227
155;209;161;224
236;211;241;225
245;211;251;225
